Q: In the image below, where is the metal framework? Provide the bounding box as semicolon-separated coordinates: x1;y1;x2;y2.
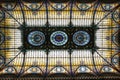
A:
0;0;120;80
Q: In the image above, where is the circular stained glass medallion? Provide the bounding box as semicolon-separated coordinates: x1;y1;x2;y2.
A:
28;31;45;46
50;31;68;46
73;31;90;46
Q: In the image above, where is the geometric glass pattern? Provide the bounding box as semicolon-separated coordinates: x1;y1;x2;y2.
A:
0;0;120;80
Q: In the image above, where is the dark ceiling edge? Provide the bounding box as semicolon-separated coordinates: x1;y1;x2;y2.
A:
0;0;120;3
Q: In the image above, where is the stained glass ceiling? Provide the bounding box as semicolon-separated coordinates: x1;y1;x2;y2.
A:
0;0;120;80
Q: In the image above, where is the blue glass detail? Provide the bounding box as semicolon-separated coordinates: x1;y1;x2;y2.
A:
28;31;45;46
73;31;90;46
50;31;68;46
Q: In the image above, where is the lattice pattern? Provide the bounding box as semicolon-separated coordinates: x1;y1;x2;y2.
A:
0;0;120;80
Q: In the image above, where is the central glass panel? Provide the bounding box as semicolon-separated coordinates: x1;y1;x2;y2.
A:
23;27;94;49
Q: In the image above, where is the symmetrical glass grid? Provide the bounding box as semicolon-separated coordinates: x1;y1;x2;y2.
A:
0;0;120;80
